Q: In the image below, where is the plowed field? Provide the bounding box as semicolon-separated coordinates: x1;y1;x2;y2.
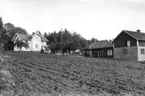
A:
1;51;145;95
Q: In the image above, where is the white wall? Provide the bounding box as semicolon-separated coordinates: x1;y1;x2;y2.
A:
137;46;145;61
42;42;46;46
31;34;42;51
41;42;47;49
14;46;19;51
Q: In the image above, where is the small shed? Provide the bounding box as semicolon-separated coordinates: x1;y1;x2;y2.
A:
84;41;113;58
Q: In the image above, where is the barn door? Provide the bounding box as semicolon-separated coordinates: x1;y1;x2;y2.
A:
100;51;104;58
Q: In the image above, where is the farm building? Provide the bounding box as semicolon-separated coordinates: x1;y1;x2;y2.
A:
83;48;91;57
113;30;145;61
84;41;113;58
12;31;48;51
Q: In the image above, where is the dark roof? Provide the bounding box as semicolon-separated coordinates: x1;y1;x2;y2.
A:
17;33;31;41
41;37;48;42
36;33;48;42
16;33;48;42
89;41;113;49
123;30;145;41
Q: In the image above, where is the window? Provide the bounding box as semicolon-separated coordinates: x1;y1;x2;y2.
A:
126;40;131;47
36;44;38;49
107;50;112;56
141;49;145;54
35;36;40;41
36;37;39;39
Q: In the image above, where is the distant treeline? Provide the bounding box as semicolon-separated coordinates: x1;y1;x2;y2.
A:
0;17;104;52
44;29;89;53
0;17;27;50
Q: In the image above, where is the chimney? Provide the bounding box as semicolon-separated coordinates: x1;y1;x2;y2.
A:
137;29;141;33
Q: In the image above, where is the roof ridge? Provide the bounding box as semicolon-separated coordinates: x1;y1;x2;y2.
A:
92;41;111;44
124;30;145;41
123;30;138;40
16;33;30;36
16;33;27;34
124;30;145;34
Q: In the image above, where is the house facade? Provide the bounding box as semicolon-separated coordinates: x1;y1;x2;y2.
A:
84;41;113;58
113;30;145;61
12;31;48;51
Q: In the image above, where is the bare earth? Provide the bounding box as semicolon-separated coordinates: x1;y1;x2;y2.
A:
0;51;145;96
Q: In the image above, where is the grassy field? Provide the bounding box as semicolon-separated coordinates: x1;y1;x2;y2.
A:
1;51;145;96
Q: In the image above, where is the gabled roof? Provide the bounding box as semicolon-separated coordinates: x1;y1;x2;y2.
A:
89;41;113;49
124;30;145;41
41;37;48;42
35;33;48;42
112;30;145;43
17;33;32;41
12;32;48;42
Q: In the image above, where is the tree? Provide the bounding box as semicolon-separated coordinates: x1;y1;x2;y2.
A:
0;17;5;49
14;40;29;50
4;22;15;30
14;27;27;34
0;29;6;50
90;38;98;44
45;29;88;53
44;32;47;38
0;17;4;39
0;17;28;50
3;41;14;50
72;32;87;49
3;24;27;50
0;17;3;29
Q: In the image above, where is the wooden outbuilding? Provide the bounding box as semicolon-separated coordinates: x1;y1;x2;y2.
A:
84;41;113;58
113;30;145;61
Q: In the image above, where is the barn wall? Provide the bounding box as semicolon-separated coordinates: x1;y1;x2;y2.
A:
83;49;91;57
92;47;113;58
114;46;138;61
114;32;137;48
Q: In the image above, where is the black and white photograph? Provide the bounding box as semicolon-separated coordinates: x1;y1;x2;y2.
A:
1;0;145;95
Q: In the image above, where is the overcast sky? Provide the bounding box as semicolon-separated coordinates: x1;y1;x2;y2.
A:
1;0;145;40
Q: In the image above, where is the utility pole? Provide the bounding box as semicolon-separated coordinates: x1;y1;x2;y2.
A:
61;28;62;54
87;40;89;47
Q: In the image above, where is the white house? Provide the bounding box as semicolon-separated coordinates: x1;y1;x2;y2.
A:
12;31;48;51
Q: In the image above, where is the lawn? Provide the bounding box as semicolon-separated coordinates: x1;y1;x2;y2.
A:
1;51;145;96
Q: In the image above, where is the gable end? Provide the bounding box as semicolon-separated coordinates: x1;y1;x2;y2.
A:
113;31;137;48
124;30;138;40
12;33;18;42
